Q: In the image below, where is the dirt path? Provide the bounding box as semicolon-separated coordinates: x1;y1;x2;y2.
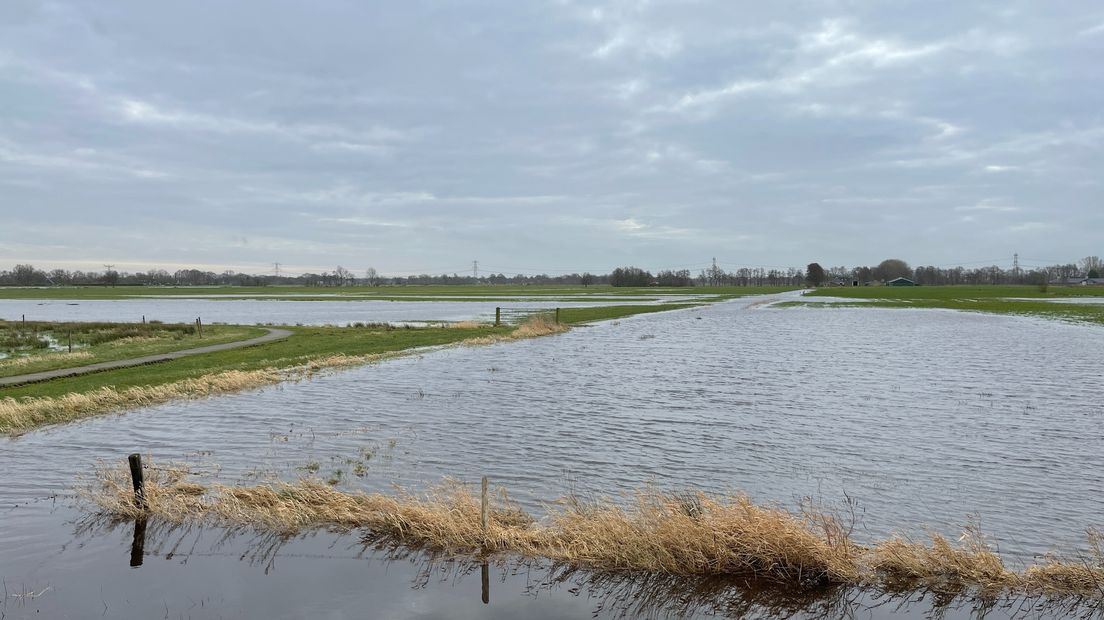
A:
0;328;292;388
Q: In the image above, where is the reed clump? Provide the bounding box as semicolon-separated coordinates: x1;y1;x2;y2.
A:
82;460;1104;599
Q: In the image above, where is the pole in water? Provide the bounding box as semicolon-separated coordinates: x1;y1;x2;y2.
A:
495;307;501;327
480;475;489;532
142;315;145;324
128;453;146;510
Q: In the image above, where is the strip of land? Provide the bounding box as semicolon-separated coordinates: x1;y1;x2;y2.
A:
0;328;290;388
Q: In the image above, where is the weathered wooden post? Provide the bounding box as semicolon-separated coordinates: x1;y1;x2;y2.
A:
68;330;72;353
22;314;25;327
480;475;489;532
494;307;501;327
128;453;146;510
142;315;146;324
555;307;560;324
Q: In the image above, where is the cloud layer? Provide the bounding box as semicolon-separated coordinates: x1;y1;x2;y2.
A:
1;1;1101;275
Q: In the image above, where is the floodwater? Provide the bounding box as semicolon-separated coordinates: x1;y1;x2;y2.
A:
0;297;679;326
2;295;1104;618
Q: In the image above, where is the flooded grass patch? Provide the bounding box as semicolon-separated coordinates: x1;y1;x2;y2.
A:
83;459;1104;602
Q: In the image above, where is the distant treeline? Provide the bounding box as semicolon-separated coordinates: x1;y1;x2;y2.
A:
0;256;1100;288
803;257;1103;287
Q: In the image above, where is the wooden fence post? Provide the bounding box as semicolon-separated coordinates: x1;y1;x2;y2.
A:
555;307;560;324
481;475;489;532
128;453;146;510
495;307;501;327
68;330;72;353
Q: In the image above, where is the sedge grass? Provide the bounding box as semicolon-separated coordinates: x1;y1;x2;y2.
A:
84;461;1104;599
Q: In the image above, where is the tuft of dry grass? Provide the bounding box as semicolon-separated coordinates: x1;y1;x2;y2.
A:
0;350;93;368
82;460;1104;600
511;313;569;338
448;320;487;330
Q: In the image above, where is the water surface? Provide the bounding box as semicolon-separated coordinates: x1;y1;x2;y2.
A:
2;296;1103;617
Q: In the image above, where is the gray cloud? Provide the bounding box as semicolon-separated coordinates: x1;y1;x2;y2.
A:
1;0;1101;276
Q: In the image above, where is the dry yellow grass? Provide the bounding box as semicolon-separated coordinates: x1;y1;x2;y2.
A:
511;313;569;338
0;369;283;434
83;461;1104;599
0;350;93;368
448;320;487;330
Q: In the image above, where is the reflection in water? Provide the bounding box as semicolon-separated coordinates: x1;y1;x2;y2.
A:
68;514;1104;619
129;517;146;568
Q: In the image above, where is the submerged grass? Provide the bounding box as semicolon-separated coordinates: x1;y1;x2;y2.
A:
85;461;1104;600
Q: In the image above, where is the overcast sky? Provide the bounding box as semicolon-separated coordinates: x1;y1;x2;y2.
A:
1;1;1101;276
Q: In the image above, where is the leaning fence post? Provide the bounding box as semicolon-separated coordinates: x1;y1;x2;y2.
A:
128;453;146;510
494;307;501;327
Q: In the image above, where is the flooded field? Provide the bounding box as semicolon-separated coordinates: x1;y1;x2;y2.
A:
0;297;685;326
2;296;1103;617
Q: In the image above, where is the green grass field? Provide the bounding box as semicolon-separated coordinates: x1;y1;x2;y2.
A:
806;284;1104;300
794;285;1104;325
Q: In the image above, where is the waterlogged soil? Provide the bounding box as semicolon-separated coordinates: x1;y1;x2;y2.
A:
0;297;683;326
2;295;1103;618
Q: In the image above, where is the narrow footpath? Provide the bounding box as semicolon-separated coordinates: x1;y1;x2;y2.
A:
0;328;292;388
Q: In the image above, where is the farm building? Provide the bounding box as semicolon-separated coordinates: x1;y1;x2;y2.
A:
886;277;916;286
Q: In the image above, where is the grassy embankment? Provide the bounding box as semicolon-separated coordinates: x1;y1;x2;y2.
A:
0;321;264;378
0;284;793;302
87;461;1104;600
791;285;1104;326
0;304;695;435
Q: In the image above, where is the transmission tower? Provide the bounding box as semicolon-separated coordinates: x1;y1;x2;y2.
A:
472;260;479;279
273;262;281;278
1013;253;1020;277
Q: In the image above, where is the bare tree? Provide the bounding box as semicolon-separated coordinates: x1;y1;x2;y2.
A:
365;267;382;286
333;265;353;286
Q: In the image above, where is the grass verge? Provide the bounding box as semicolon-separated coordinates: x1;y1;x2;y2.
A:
86;461;1104;599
